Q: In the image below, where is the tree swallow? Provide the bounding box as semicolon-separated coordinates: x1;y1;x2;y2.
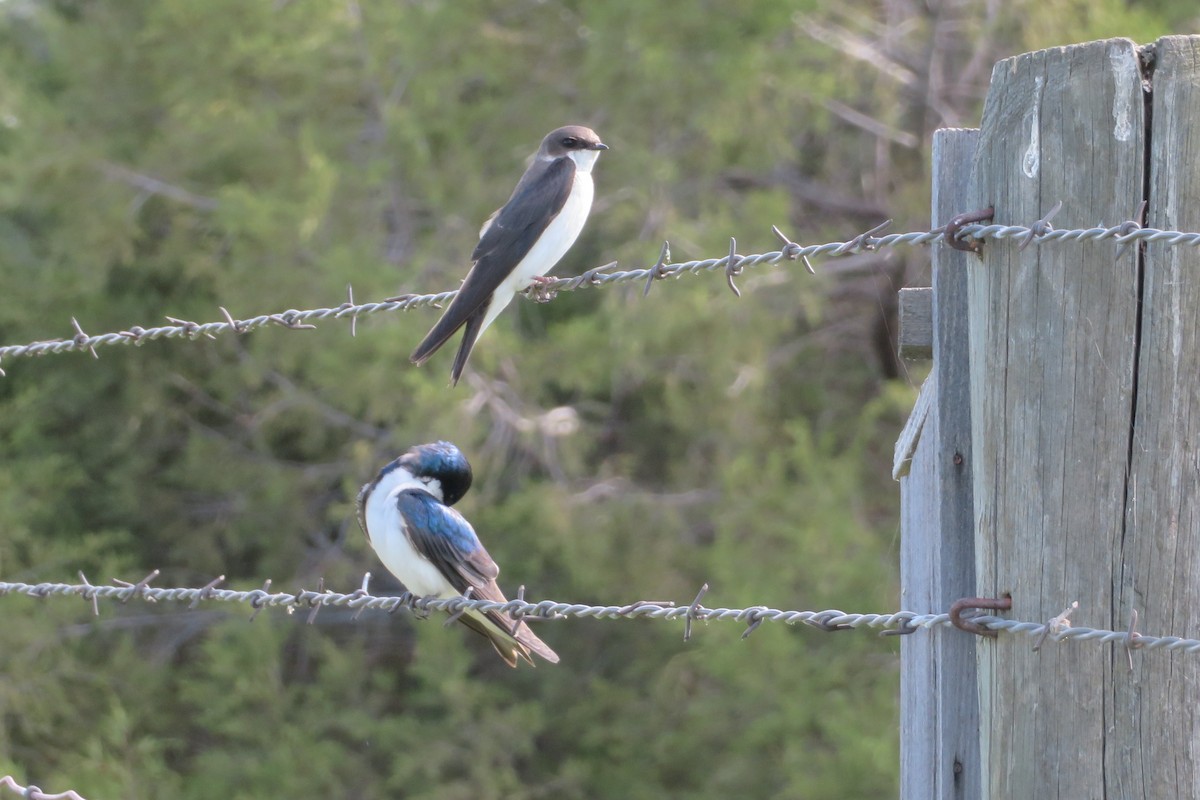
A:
356;441;559;667
410;125;608;385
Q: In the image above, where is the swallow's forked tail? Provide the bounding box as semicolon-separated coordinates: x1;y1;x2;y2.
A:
410;296;492;387
459;611;560;668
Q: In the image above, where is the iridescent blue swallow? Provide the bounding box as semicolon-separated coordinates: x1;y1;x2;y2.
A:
356;441;559;667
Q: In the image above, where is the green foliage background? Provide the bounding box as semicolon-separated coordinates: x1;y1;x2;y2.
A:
0;2;1187;797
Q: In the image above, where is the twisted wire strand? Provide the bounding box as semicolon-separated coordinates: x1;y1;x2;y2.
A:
2;215;1193;800
1;776;87;800
2;575;1192;800
1;577;1197;654
2;216;1194;366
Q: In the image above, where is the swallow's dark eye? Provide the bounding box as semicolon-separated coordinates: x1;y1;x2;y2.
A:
561;137;578;147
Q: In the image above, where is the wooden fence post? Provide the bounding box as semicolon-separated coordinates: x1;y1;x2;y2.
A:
1111;35;1200;799
899;128;981;800
959;35;1200;797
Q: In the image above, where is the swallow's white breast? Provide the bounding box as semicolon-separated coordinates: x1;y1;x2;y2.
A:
363;471;458;599
479;162;596;333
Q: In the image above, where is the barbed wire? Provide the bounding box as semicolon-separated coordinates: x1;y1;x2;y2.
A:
2;209;1189;800
1;776;87;800
2;208;1195;371
2;573;1197;655
1;576;1190;800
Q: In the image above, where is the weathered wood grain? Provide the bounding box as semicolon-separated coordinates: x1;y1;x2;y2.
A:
929;128;982;800
899;373;940;797
967;39;1146;798
1111;35;1200;800
893;369;934;480
900;128;980;800
899;287;934;360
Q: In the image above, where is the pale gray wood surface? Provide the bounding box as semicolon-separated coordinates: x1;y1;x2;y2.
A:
900;128;981;800
929;129;981;800
1111;35;1200;800
898;287;933;360
893;370;934;480
967;39;1146;798
899;375;939;798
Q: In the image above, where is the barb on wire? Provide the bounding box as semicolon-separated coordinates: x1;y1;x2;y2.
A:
77;570;99;617
9;208;1200;366
1018;200;1062;251
771;224;816;274
188;575;225;609
683;583;709;642
2;576;1200;658
70;317;98;359
642;240;673;297
1125;609;1143;672
248;578;273;622
1033;600;1078;651
1115;200;1149;261
724;238;743;297
831;218;893;255
1;776;88;800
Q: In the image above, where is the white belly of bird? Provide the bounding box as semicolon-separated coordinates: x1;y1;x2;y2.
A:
479;171;594;333
364;485;458;599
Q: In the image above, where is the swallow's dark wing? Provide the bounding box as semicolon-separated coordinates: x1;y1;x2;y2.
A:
395;488;560;667
409;157;576;366
470;156;575;263
394;489;500;595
